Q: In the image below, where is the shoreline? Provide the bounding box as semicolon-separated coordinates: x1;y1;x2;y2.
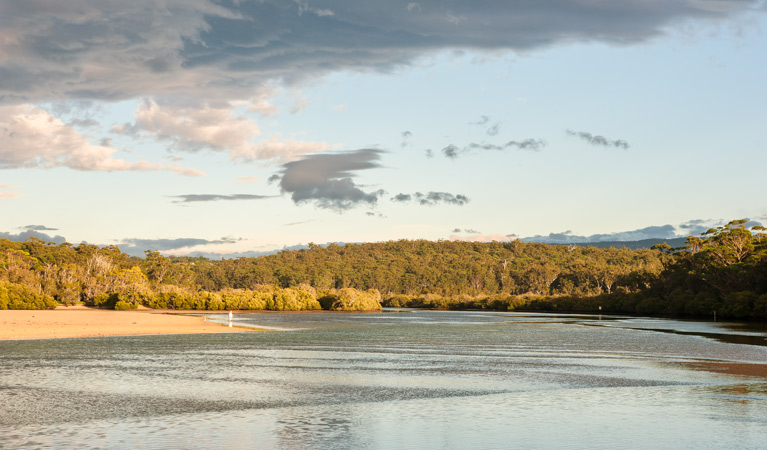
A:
0;305;258;341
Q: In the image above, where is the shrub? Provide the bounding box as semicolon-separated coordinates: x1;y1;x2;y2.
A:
0;281;57;310
114;300;137;310
320;288;382;311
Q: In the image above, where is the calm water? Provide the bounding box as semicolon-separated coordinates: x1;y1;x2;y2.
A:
1;310;767;449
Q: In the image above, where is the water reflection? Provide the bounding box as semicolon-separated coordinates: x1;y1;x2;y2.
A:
1;310;766;449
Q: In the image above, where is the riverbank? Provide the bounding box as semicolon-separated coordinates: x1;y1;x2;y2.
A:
0;305;254;340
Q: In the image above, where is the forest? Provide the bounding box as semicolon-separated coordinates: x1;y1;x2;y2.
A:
1;220;766;319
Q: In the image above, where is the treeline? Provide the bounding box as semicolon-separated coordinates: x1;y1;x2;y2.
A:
377;220;767;319
0;240;381;311
1;220;765;318
174;240;668;297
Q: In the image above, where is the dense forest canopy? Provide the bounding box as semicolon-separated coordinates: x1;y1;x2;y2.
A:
1;220;766;318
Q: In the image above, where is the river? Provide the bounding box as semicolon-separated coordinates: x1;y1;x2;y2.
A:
1;309;766;449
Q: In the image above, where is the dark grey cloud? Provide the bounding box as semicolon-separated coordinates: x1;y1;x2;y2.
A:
118;236;239;256
443;138;546;159
442;144;461;159
393;191;469;206
470;116;490;126
391;193;413;202
272;149;385;211
451;228;481;234
171;194;273;203
2;1;760;103
425;149;434;158
486;123;501;136
566;130;630;149
0;229;67;244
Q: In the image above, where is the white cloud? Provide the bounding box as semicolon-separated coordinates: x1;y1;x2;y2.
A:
115;99;328;163
0;104;203;176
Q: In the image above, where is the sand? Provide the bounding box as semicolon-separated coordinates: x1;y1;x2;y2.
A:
0;305;254;340
687;361;767;378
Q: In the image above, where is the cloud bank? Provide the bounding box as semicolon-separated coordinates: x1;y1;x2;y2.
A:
117;236;240;256
2;1;761;104
0;229;67;244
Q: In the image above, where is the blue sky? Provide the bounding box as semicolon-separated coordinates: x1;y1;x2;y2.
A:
1;0;766;257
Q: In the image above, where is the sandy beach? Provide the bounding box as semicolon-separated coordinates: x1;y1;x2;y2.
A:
0;305;253;340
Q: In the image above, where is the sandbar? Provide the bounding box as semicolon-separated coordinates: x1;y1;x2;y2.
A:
0;305;254;340
686;361;767;378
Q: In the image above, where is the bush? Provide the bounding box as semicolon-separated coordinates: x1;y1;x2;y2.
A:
114;300;137;310
0;281;57;310
320;288;382;311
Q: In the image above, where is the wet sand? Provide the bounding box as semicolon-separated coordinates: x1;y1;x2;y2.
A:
686;361;767;378
0;305;254;340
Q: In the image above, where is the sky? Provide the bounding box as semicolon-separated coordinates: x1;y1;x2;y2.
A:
1;0;766;258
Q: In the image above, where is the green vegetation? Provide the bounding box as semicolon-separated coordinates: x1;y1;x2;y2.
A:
1;219;765;319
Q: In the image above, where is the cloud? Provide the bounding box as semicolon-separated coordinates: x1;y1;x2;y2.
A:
1;184;21;199
0;229;67;244
452;228;481;234
566;130;630;149
19;225;58;231
442;144;461;159
442;138;546;158
284;219;315;226
0;192;22;200
235;176;261;184
678;218;717;235
392;191;469;206
0;104;204;175
406;3;422;13
450;234;514;243
171;194;274;203
1;1;759;105
391;193;413;202
113;99;328;163
401;130;413;147
117;236;239;256
522;224;680;244
272;149;385;211
470;116;501;136
470;116;490;126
